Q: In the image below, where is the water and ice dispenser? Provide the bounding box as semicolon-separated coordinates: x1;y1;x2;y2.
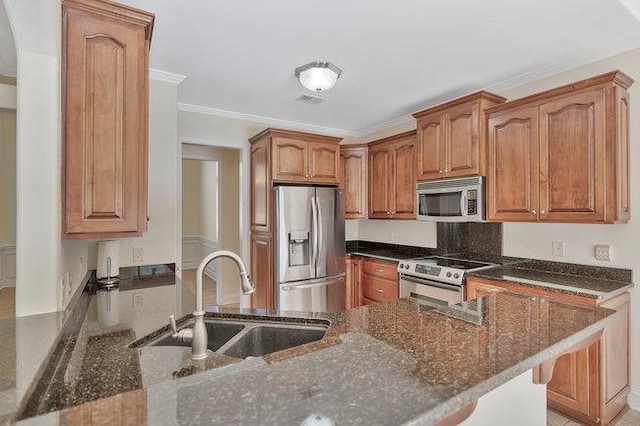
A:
288;229;310;266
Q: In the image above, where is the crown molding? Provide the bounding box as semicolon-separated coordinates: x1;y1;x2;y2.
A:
177;102;358;138
176;34;640;140
485;33;640;94
150;68;186;85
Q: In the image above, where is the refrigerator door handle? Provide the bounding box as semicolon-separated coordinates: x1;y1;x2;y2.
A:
311;195;319;272
281;280;339;292
315;194;323;273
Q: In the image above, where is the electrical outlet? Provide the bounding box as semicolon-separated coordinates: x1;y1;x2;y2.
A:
59;277;66;308
594;244;612;262
78;257;84;280
66;270;73;297
133;247;144;263
552;241;564;257
388;231;395;242
133;292;144;310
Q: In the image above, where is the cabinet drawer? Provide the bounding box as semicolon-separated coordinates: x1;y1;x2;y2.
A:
362;275;398;302
362;259;398;280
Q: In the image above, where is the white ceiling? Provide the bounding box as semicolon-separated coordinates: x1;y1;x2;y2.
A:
2;0;640;136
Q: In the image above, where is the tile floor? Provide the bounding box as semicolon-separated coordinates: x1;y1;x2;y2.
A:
0;286;15;319
181;268;217;306
547;408;640;426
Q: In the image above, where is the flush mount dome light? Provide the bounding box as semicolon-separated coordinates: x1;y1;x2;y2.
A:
295;61;342;92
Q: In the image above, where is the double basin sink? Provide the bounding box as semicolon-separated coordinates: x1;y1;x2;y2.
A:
132;317;329;359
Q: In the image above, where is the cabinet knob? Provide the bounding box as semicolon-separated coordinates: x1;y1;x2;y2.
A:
531;209;537;215
540;209;546;214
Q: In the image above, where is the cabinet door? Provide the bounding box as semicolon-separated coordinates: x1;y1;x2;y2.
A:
308;142;340;184
487;106;540;222
539;89;605;222
416;113;445;181
63;2;151;238
345;257;362;309
250;233;273;310
368;146;392;219
340;147;368;219
599;292;630;424
250;138;271;232
465;278;506;300
271;137;308;182
390;137;415;219
445;102;479;178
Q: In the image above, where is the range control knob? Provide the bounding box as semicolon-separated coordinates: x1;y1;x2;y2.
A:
399;263;404;269
446;272;452;278
453;273;460;279
405;264;410;269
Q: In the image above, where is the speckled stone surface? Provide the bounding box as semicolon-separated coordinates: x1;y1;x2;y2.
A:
469;265;633;299
12;279;617;425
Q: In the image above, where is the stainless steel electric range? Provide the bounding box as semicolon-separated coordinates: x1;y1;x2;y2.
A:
398;256;496;306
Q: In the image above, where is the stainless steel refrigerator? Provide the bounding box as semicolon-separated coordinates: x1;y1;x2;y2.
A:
275;186;346;312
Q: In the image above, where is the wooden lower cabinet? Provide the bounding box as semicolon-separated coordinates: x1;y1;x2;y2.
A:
466;276;630;425
346;256;399;307
345;256;362;309
360;258;398;303
250;233;273;309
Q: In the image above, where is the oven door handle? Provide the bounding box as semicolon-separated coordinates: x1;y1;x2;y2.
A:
399;275;462;292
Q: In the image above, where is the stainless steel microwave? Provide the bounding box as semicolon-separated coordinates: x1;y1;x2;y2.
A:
416;176;485;222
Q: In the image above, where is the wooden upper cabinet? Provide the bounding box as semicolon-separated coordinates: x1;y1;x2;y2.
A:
413;91;506;182
250;136;271;232
486;71;633;224
487;106;540;222
368;131;416;220
340;145;368;219
308;141;340;184
62;0;154;239
265;129;341;184
271;137;307;182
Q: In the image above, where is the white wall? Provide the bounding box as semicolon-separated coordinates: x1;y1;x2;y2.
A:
199;161;218;241
0;109;16;246
117;79;178;268
4;0;92;315
182;160;202;236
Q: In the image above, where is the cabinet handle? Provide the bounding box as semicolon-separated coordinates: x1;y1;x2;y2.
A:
375;288;384;293
375;269;383;273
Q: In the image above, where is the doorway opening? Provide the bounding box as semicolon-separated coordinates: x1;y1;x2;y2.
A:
181;144;242;308
0;75;17;320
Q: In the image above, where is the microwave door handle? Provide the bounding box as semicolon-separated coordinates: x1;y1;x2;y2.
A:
461;193;467;217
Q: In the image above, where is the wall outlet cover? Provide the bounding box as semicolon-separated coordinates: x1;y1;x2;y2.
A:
552;241;564;257
594;244;612;262
133;247;144;263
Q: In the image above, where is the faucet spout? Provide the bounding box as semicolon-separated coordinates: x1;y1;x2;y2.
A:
189;250;255;360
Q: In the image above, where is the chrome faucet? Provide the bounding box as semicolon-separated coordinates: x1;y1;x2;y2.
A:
169;250;255;360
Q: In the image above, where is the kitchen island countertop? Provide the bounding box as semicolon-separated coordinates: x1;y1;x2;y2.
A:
3;270;618;425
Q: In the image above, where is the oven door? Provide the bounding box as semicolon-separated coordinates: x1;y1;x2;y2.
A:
399;274;463;306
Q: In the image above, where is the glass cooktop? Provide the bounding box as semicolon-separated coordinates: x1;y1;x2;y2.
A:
413;256;493;271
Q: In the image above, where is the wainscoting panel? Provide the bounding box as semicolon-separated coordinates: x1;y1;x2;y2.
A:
0;245;16;287
181;236;217;280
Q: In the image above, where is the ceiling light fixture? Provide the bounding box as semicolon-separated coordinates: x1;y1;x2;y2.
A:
295;61;342;93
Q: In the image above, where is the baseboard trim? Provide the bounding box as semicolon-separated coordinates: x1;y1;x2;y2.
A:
628;389;640;411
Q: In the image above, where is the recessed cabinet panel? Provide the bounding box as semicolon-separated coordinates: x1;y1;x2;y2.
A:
309;142;339;184
272;138;307;181
368;148;391;218
250;139;270;231
392;140;415;218
540;90;604;221
487;107;539;221
447;104;477;177
63;1;153;238
340;147;367;219
416;114;444;180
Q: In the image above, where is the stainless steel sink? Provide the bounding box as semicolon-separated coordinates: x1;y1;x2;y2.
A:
132;318;328;359
220;323;328;358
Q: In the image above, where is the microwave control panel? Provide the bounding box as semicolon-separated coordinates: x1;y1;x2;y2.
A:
467;190;478;214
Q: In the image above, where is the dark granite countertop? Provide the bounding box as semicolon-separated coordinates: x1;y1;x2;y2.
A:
468;264;633;300
6;270;618;425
